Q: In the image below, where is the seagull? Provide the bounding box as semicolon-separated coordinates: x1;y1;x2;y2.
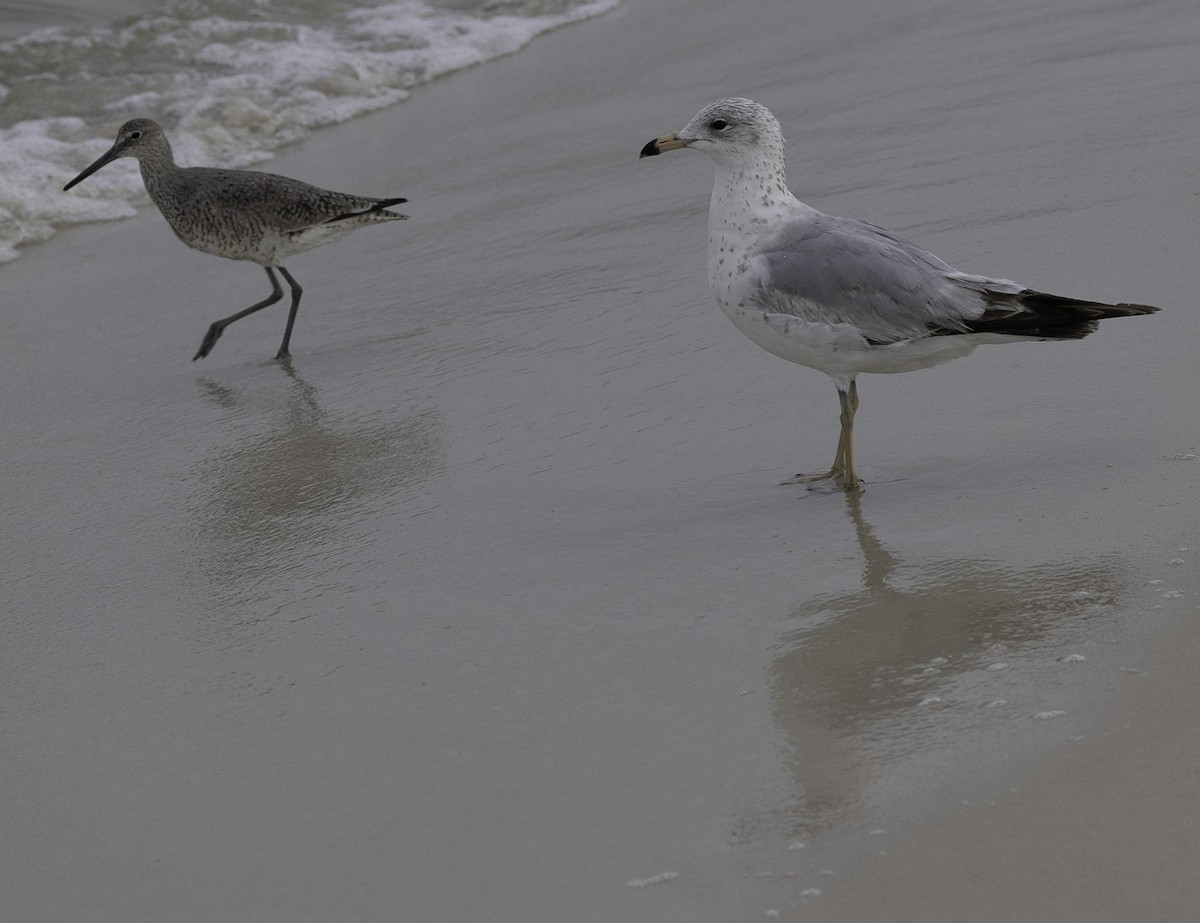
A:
640;97;1158;490
64;118;408;361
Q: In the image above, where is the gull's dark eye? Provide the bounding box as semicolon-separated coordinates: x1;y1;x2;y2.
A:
711;119;729;131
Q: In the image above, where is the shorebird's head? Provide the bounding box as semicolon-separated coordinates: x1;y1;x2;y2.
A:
639;97;784;168
63;118;169;191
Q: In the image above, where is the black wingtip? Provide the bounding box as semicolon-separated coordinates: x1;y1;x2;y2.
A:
1019;291;1163;320
639;139;661;158
952;290;1163;340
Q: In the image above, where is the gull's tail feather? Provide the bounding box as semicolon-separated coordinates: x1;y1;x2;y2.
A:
956;290;1160;340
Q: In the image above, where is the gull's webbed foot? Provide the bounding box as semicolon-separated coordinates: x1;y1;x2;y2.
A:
781;468;864;491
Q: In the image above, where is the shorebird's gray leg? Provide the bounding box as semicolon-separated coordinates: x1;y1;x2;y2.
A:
193;267;284;361
274;266;303;361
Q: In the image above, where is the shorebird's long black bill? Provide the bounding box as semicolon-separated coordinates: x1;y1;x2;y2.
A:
63;144;122;191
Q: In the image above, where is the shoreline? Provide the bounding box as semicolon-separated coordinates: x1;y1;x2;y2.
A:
3;0;1198;919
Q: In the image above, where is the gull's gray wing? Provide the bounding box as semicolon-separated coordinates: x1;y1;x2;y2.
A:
754;213;1010;343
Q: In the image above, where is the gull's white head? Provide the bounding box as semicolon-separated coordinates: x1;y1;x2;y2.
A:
639;97;784;169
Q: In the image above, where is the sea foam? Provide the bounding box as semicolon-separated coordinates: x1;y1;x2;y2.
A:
0;0;621;264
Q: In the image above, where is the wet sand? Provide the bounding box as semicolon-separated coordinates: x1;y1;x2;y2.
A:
2;0;1199;920
0;0;161;37
801;606;1200;923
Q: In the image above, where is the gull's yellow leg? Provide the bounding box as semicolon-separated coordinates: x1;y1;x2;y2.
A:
833;380;863;491
784;379;863;490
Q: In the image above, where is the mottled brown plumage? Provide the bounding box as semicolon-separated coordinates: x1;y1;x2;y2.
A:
64;118;408;360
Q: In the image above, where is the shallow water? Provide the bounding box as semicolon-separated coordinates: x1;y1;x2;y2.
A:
0;0;158;37
2;0;1199;919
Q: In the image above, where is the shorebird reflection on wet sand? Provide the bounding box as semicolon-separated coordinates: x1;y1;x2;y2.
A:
640;97;1159;491
63;118;408;361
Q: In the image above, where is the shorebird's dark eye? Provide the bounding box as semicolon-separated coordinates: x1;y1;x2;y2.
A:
129;131;142;140
710;119;729;131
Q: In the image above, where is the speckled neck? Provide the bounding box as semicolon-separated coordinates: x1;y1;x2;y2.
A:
706;146;808;293
712;156;792;221
136;134;180;206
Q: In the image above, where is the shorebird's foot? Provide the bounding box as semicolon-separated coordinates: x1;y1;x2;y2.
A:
193;324;223;361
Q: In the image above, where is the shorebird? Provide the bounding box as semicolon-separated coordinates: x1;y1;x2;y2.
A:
640;97;1158;490
63;118;407;361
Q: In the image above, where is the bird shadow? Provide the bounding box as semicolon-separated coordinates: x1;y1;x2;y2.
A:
731;490;1126;843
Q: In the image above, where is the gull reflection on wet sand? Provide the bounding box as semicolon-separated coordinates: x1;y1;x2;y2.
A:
745;491;1125;841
